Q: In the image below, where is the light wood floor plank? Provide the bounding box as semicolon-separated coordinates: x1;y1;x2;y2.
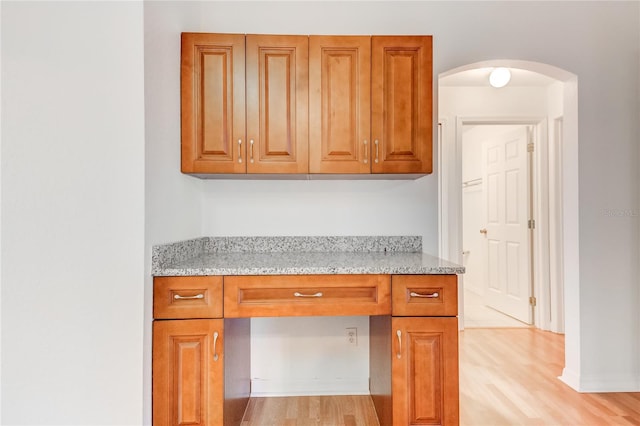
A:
460;328;640;426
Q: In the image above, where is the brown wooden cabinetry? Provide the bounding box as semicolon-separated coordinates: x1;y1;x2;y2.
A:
153;274;457;425
309;36;371;173
392;317;459;426
182;33;433;176
153;319;224;426
371;36;433;174
370;274;459;426
181;33;308;174
153;277;250;426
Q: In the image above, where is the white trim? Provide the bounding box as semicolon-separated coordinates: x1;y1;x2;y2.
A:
560;372;640;393
250;379;371;397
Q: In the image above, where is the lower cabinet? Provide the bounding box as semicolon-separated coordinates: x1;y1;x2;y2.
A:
392;317;459;426
153;319;224;426
152;274;458;425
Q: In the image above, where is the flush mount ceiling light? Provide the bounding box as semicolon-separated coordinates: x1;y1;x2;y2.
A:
489;67;511;88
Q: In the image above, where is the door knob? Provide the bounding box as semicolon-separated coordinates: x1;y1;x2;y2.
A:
479;228;488;235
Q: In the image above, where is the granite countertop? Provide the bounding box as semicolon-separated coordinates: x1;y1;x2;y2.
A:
152;236;465;276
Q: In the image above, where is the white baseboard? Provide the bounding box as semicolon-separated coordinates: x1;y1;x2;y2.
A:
560;369;640;392
250;378;370;397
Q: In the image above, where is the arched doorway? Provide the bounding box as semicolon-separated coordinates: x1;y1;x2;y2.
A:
437;60;580;389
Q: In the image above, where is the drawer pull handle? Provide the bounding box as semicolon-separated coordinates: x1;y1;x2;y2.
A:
213;331;219;362
294;292;323;298
396;330;402;359
250;139;255;163
410;291;439;299
173;293;204;300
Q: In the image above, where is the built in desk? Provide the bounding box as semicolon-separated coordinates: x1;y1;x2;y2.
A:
151;236;464;426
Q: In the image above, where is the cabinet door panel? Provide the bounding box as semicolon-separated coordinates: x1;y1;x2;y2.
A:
153;319;224;426
181;33;246;174
392;317;459;426
309;36;371;173
246;35;308;173
371;36;432;174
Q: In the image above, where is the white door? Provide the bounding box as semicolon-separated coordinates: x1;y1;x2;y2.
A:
482;126;532;324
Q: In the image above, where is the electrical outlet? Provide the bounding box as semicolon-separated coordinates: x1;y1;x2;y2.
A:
346;327;357;346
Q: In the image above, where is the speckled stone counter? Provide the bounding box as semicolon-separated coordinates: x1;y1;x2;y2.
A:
152;236;464;276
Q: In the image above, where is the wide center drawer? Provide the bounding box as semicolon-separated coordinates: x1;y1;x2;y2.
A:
224;275;391;317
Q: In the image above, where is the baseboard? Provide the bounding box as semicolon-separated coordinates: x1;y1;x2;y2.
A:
560;369;640;392
250;378;370;397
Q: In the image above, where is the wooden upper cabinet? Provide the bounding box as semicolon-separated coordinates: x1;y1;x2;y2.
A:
246;35;309;173
371;36;433;174
181;33;433;176
309;36;371;173
181;33;246;174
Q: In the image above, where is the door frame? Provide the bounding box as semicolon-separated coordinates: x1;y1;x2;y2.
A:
440;116;563;332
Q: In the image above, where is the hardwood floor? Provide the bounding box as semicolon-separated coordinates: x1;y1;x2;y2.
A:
240;395;380;426
240;329;640;425
460;328;640;426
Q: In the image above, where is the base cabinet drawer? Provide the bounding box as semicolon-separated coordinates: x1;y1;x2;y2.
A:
154;276;223;319
392;275;458;317
224;274;391;317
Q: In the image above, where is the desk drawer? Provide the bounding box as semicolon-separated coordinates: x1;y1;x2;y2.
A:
154;276;223;319
224;275;391;318
392;275;457;316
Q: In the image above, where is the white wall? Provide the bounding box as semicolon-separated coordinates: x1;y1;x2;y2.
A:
1;2;145;425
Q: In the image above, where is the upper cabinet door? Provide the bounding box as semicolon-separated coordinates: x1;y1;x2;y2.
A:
181;33;246;174
371;36;432;174
246;35;309;174
309;36;371;174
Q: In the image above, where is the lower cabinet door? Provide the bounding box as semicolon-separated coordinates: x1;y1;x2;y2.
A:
153;319;224;426
392;317;459;426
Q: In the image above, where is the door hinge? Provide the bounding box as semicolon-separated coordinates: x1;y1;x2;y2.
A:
528;219;536;229
529;296;537;307
527;142;534;152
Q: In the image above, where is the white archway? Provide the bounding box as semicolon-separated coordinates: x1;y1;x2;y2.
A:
437;60;581;390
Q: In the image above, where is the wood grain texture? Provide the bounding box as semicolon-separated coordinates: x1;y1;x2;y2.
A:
309;36;371;174
240;396;381;426
223;275;391;318
153;276;223;319
369;315;392;426
460;328;640;426
246;35;309;173
371;36;432;174
223;318;251;426
392;317;459;426
153;319;224;426
181;33;246;174
392;275;458;317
